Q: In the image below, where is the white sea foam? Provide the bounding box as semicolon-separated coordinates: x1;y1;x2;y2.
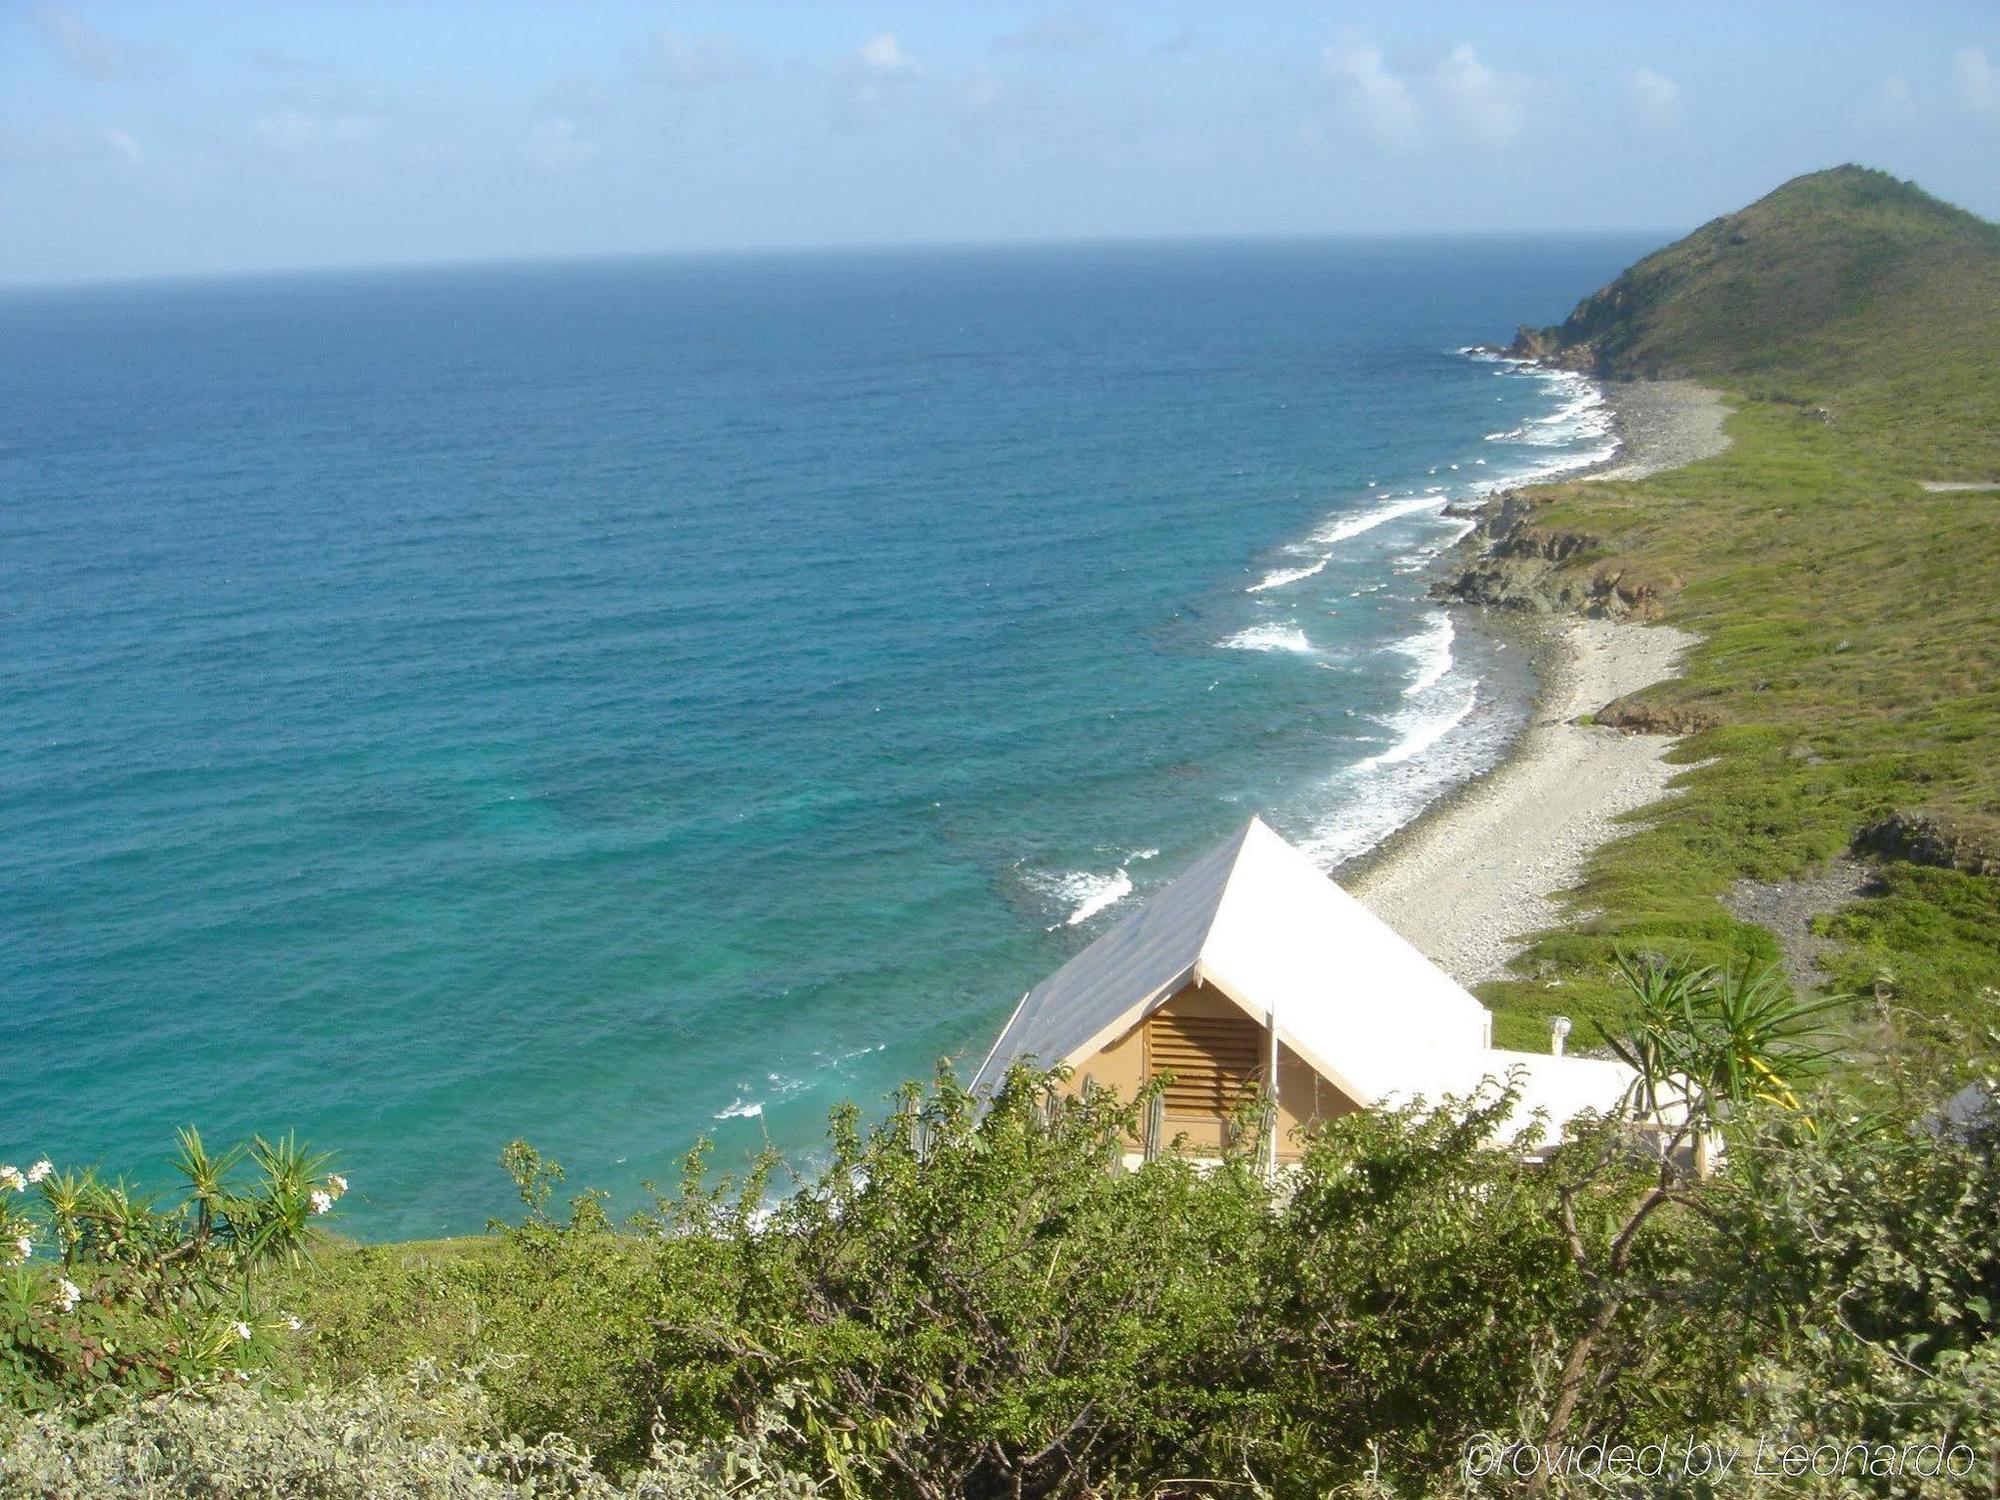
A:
1219;623;1314;653
1464;359;1621;491
1278;350;1601;866
1297;677;1503;869
1357;684;1478;770
714;1098;764;1120
1033;866;1134;928
1311;492;1447;548
1247;489;1455;595
1246;557;1329;593
821;1042;886;1067
1395;611;1455;697
1066;868;1132;925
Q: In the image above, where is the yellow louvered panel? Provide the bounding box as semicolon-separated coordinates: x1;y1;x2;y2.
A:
1145;1012;1263;1116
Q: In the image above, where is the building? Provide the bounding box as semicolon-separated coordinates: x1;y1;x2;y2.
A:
973;816;1641;1166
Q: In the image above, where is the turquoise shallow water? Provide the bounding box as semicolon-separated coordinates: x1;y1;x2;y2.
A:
0;238;1646;1237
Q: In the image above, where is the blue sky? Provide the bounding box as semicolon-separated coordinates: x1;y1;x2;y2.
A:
3;1;1997;284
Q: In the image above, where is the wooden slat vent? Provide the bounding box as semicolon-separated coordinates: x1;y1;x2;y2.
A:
1146;1012;1263;1115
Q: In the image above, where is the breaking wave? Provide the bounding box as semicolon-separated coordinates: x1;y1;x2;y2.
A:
1219;623;1315;653
1395;611;1455;697
1312;492;1450;547
1246;557;1330;593
1357;683;1478;771
1026;865;1136;929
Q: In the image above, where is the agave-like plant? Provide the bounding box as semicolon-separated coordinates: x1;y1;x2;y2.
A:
1603;953;1847;1137
1;1128;347;1410
172;1126;246;1247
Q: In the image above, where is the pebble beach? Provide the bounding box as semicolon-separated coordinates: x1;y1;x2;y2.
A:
1345;379;1732;985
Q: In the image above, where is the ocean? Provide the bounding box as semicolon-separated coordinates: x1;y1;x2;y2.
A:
0;237;1645;1237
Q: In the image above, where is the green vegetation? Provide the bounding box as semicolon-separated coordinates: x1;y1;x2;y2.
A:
7;993;1999;1496
0;1366;825;1497
0;1129;347;1414
1483;165;2000;1053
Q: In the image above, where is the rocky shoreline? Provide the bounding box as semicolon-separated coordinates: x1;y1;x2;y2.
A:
1436;382;1731;619
1338;375;1732;990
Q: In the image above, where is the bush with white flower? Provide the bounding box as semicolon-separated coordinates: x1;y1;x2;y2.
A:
0;1129;345;1413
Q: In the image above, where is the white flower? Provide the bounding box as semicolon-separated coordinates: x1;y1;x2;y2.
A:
25;1160;52;1185
327;1173;348;1199
55;1278;81;1313
309;1189;333;1216
0;1167;25;1194
285;1313;303;1332
234;1320;253;1341
10;1235;30;1264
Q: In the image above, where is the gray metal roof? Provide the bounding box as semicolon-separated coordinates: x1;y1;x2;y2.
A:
971;820;1254;1092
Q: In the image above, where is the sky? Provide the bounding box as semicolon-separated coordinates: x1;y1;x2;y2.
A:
3;1;1998;286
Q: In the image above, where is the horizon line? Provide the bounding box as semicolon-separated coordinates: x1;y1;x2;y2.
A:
0;224;1676;297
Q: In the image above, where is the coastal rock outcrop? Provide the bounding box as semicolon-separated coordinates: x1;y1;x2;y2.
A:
1503;323;1599;374
1594;696;1721;736
1432;493;1672;620
1852;811;2000;878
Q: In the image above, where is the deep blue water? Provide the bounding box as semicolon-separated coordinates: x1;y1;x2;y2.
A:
0;238;1646;1237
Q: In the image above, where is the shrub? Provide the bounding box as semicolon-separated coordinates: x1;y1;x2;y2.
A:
9;983;1998;1497
0;1362;823;1498
0;1130;347;1414
641;1067;1279;1496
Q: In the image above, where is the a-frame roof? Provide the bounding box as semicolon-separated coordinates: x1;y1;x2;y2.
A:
972;816;1495;1101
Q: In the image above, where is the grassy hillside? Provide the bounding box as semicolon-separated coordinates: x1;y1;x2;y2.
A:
1481;165;2000;1055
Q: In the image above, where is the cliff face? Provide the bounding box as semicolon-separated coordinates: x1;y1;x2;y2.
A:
1500;323;1602;376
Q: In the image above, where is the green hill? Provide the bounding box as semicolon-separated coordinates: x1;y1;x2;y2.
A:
1477;165;2000;1056
1520;165;2000;384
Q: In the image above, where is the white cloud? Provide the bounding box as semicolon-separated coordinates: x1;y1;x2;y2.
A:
29;5;172;81
1323;35;1529;151
1322;35;1421;150
1868;72;1916;127
526;118;596;173
638;30;753;91
0;117;149;167
1955;46;1998;114
961;72;1006;118
857;33;921;75
1431;45;1525;145
100;125;141;162
832;33;924;128
1625;67;1681;132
